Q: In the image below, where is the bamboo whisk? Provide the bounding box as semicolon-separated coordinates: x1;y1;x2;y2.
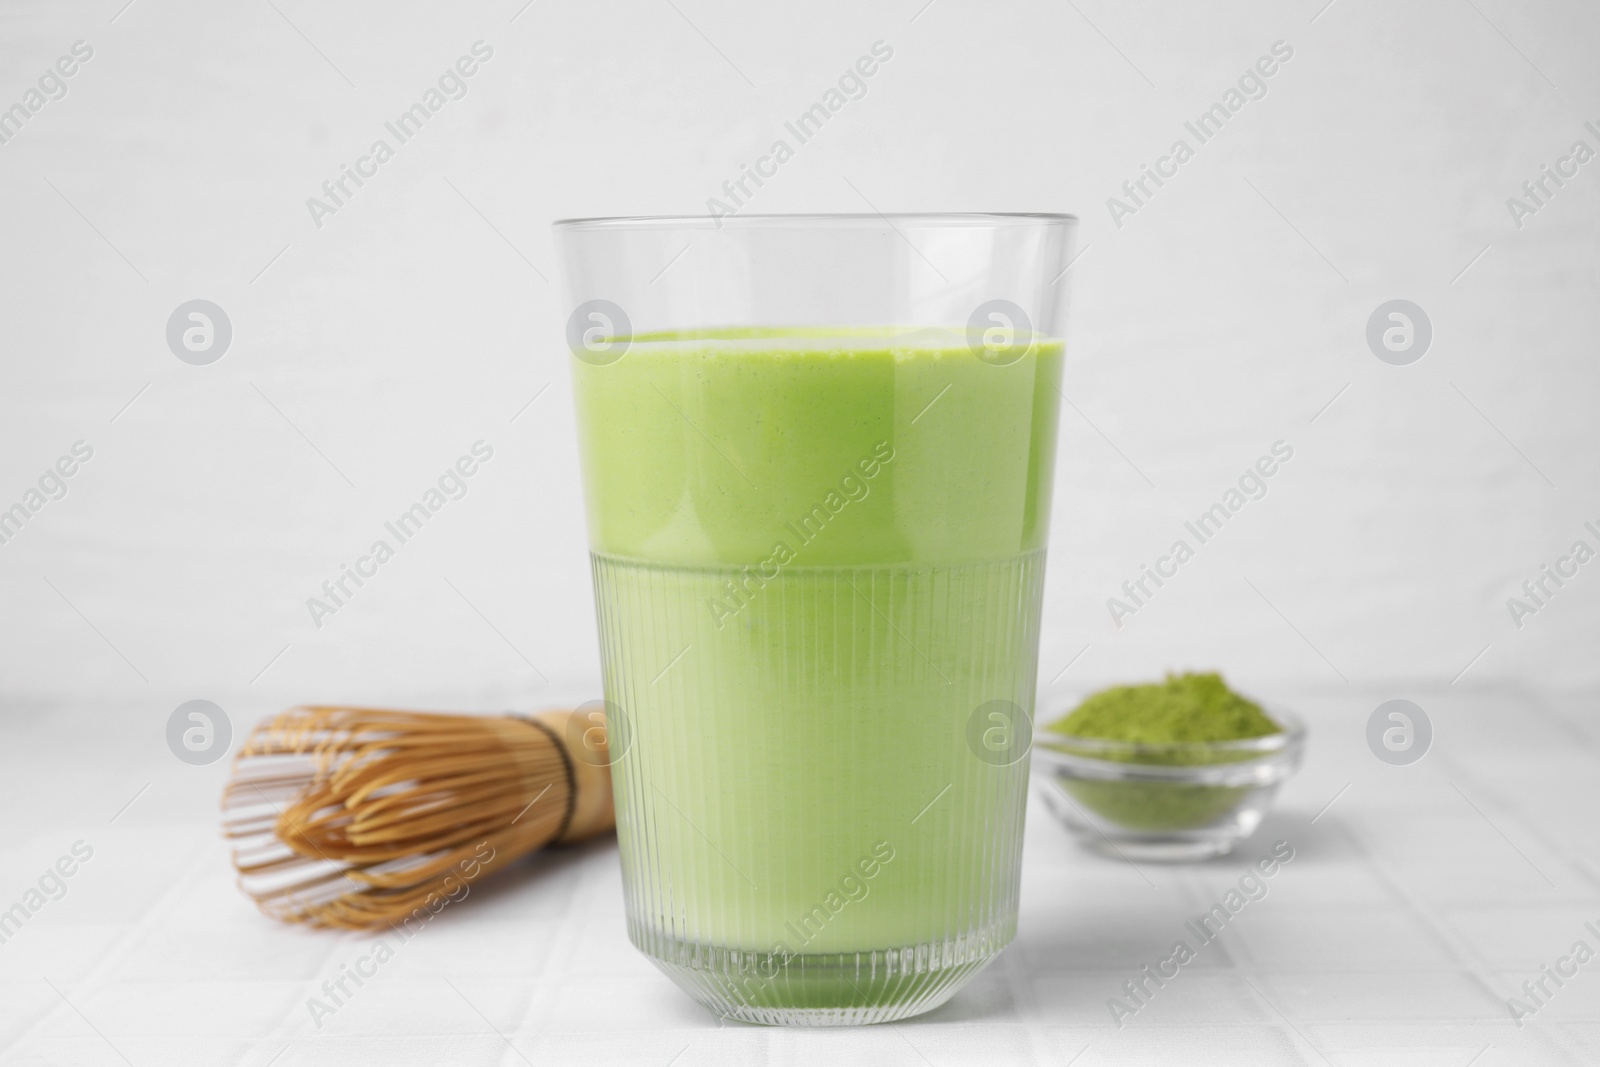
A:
222;706;614;929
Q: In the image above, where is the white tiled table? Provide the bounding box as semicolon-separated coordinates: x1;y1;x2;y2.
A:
2;686;1596;1066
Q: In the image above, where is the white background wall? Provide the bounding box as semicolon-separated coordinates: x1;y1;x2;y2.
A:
2;0;1596;731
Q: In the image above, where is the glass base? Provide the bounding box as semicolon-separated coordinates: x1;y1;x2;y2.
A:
640;933;1006;1026
1037;774;1283;864
1081;835;1238;862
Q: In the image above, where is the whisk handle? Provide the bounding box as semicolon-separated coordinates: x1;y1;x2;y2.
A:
527;709;617;843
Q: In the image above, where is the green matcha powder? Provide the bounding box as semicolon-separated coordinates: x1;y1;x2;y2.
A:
1043;673;1283;831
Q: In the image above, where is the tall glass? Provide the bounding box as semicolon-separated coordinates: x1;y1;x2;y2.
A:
555;214;1076;1025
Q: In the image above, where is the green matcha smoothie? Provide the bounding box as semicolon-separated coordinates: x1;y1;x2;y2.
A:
572;329;1063;1018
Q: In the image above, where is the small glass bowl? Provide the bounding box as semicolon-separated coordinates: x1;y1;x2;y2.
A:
1032;711;1306;862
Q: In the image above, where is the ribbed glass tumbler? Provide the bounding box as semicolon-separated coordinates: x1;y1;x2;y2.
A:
555;213;1077;1025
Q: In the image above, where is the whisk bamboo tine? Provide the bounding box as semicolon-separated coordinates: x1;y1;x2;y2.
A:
346;786;533;831
223;705;614;929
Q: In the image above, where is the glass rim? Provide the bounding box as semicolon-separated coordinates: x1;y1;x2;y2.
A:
553;212;1078;231
1032;707;1307;759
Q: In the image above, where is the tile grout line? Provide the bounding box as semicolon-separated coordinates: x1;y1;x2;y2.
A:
1180;864;1315;1067
1327;815;1588;1063
0;842;223;1061
502;848;611;1055
1436;750;1598;895
1331;816;1502;981
995;938;1064;1067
